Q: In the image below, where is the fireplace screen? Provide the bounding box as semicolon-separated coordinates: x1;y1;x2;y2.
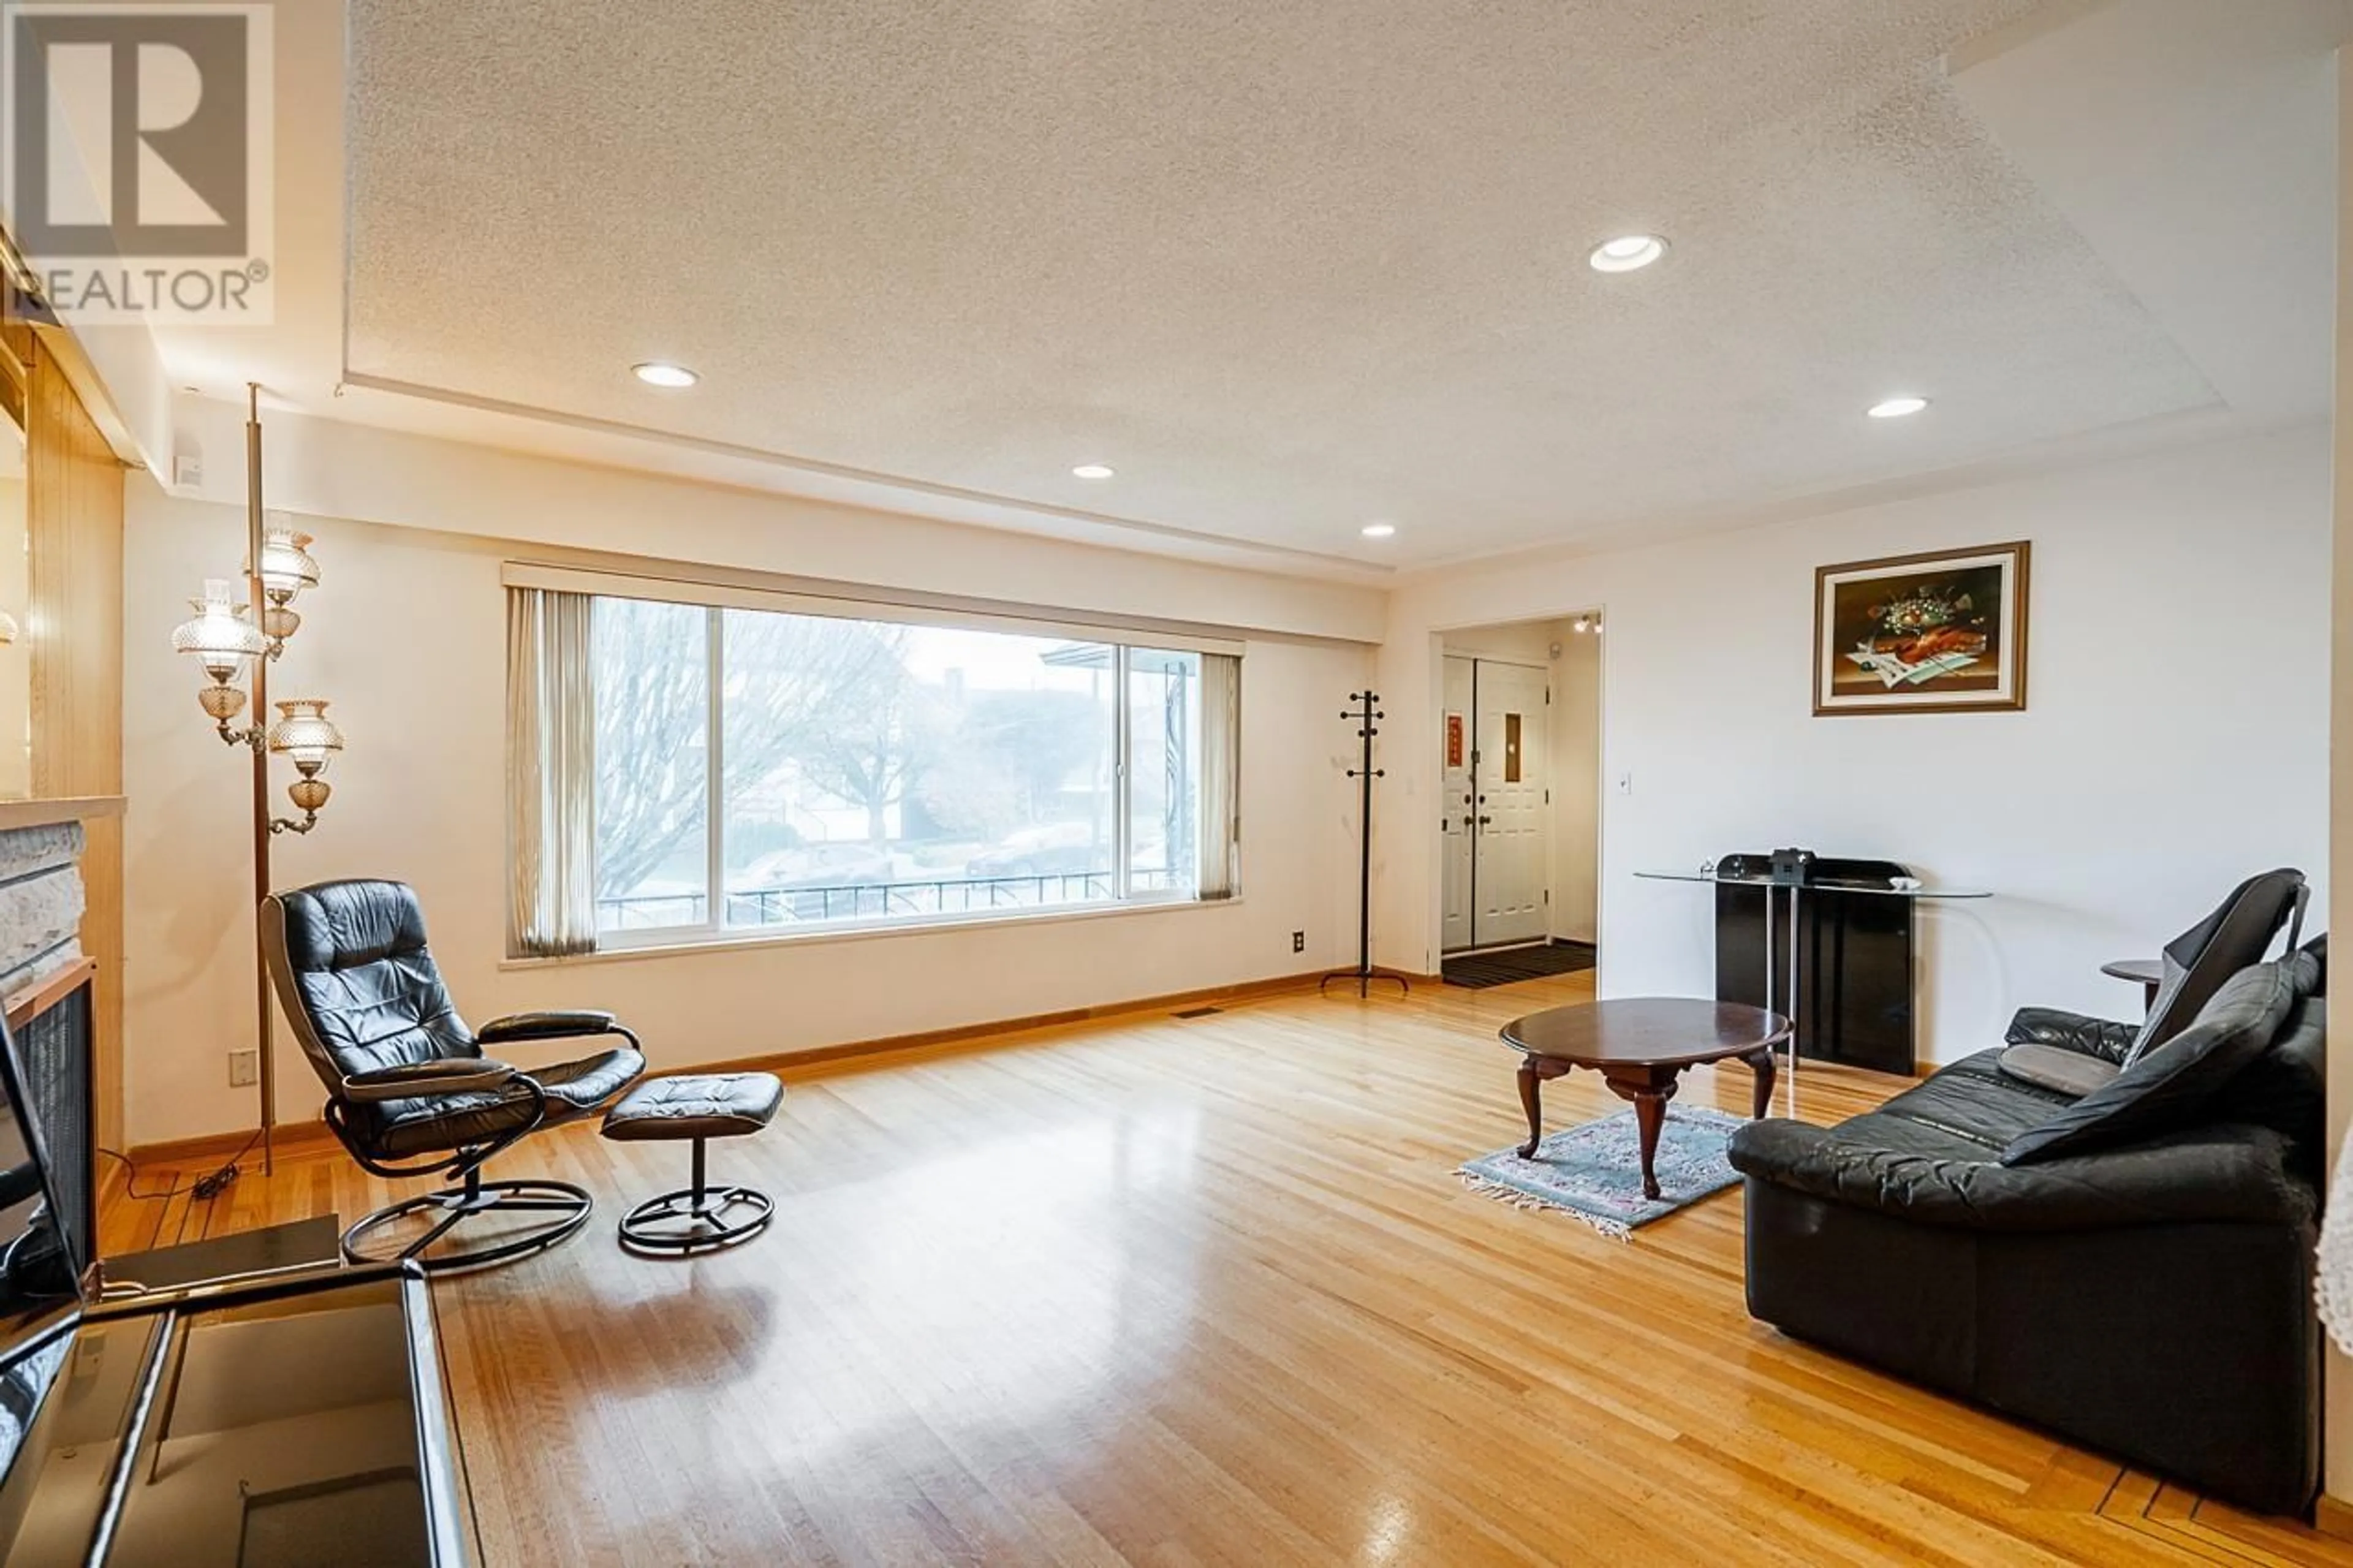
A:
15;979;92;1286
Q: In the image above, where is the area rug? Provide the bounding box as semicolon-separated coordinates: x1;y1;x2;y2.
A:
1457;1105;1745;1240
1441;940;1597;990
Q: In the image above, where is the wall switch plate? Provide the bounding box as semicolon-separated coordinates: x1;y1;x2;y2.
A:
1292;930;1306;953
1615;771;1633;796
228;1049;258;1087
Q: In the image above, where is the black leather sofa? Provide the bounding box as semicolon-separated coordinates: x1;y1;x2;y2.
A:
1726;943;2326;1515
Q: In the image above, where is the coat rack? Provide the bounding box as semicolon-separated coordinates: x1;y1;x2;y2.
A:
1321;691;1409;999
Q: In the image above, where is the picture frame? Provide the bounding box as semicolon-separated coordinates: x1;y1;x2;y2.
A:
1813;540;2030;716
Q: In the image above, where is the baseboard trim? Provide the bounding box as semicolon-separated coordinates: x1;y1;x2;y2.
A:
2313;1494;2353;1540
121;1119;335;1168
693;967;1333;1077
123;968;1337;1165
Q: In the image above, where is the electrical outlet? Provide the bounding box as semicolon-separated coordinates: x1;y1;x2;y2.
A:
1292;930;1306;953
228;1049;258;1087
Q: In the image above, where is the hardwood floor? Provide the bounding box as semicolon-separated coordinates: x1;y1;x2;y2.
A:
102;972;2353;1566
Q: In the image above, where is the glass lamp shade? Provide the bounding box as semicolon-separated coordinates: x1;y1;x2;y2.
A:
254;526;320;601
266;699;344;772
171;579;267;681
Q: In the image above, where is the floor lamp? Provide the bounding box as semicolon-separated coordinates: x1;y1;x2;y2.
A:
169;385;347;1176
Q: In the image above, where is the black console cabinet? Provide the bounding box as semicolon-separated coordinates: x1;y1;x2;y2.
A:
1713;852;1917;1076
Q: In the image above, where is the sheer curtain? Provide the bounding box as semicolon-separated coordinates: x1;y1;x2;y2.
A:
507;588;599;956
1197;653;1241;900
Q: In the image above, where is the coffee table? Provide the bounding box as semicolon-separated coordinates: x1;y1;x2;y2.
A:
1499;998;1793;1200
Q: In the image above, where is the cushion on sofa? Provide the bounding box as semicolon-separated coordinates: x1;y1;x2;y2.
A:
2207;948;2326;1173
2125;869;2303;1065
1726;1115;2313;1232
2001;960;2298;1167
2004;1006;2137;1065
1996;1042;2122;1098
1848;1049;2075;1153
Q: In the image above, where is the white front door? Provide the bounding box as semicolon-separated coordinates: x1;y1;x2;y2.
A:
1474;661;1550;946
1440;656;1475;952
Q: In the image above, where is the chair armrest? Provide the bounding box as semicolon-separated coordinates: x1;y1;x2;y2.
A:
2005;1006;2137;1064
476;1010;622;1045
341;1059;519;1104
1726;1118;2311;1232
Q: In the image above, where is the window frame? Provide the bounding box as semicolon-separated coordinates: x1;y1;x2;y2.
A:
531;566;1240;954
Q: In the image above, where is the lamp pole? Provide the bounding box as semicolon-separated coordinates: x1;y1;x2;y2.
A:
170;384;344;1183
244;384;275;1173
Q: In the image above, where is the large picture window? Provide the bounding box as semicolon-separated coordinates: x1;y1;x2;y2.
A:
524;580;1238;952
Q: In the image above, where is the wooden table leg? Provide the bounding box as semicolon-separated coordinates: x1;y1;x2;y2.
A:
1517;1058;1544;1158
1630;1092;1669;1201
1745;1047;1778;1120
1602;1067;1680;1201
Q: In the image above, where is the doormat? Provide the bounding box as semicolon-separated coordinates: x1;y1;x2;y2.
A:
1442;940;1596;989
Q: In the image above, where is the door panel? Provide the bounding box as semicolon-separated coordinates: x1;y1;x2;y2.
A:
1440;656;1475;953
1475;662;1549;945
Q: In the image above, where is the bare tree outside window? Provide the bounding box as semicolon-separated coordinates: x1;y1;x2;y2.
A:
589;597;1205;937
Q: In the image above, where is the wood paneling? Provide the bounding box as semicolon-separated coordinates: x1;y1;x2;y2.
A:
102;972;2353;1566
26;339;126;1157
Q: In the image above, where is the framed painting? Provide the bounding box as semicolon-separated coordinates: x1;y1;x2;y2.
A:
1813;541;2030;716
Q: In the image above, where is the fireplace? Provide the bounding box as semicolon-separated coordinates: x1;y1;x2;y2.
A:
13;974;92;1277
0;817;100;1279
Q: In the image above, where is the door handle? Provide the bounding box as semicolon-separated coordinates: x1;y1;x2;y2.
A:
1477;816;1493;828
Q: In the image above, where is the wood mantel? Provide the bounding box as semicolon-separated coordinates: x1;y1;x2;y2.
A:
0;795;123;834
7;953;91;1031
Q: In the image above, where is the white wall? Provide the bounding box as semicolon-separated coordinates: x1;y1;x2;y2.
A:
124;482;1371;1146
164;401;1385;646
1382;424;2332;1066
1551;630;1602;945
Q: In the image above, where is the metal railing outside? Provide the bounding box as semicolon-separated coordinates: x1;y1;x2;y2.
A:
598;867;1180;932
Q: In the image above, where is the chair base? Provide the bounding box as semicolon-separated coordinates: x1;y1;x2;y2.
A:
343;1177;593;1274
616;1184;774;1257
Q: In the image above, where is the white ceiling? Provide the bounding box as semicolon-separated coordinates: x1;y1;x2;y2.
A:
153;0;2347;578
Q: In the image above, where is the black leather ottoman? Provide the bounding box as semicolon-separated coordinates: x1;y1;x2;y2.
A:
599;1072;784;1256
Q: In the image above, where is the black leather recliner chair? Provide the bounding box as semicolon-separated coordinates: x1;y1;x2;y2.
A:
1728;893;2322;1514
262;879;646;1273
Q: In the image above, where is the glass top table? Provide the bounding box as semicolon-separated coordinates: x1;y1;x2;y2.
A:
1634;866;1988;1108
1634;868;1991;900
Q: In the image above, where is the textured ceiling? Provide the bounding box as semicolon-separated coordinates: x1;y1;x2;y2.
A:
346;0;2222;567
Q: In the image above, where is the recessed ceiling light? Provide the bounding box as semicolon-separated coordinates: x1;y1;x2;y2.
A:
1361;523;1397;539
632;362;699;388
1588;235;1668;273
1072;463;1115;479
1867;396;1930;419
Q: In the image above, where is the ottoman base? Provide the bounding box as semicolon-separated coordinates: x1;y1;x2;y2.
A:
618;1179;775;1256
